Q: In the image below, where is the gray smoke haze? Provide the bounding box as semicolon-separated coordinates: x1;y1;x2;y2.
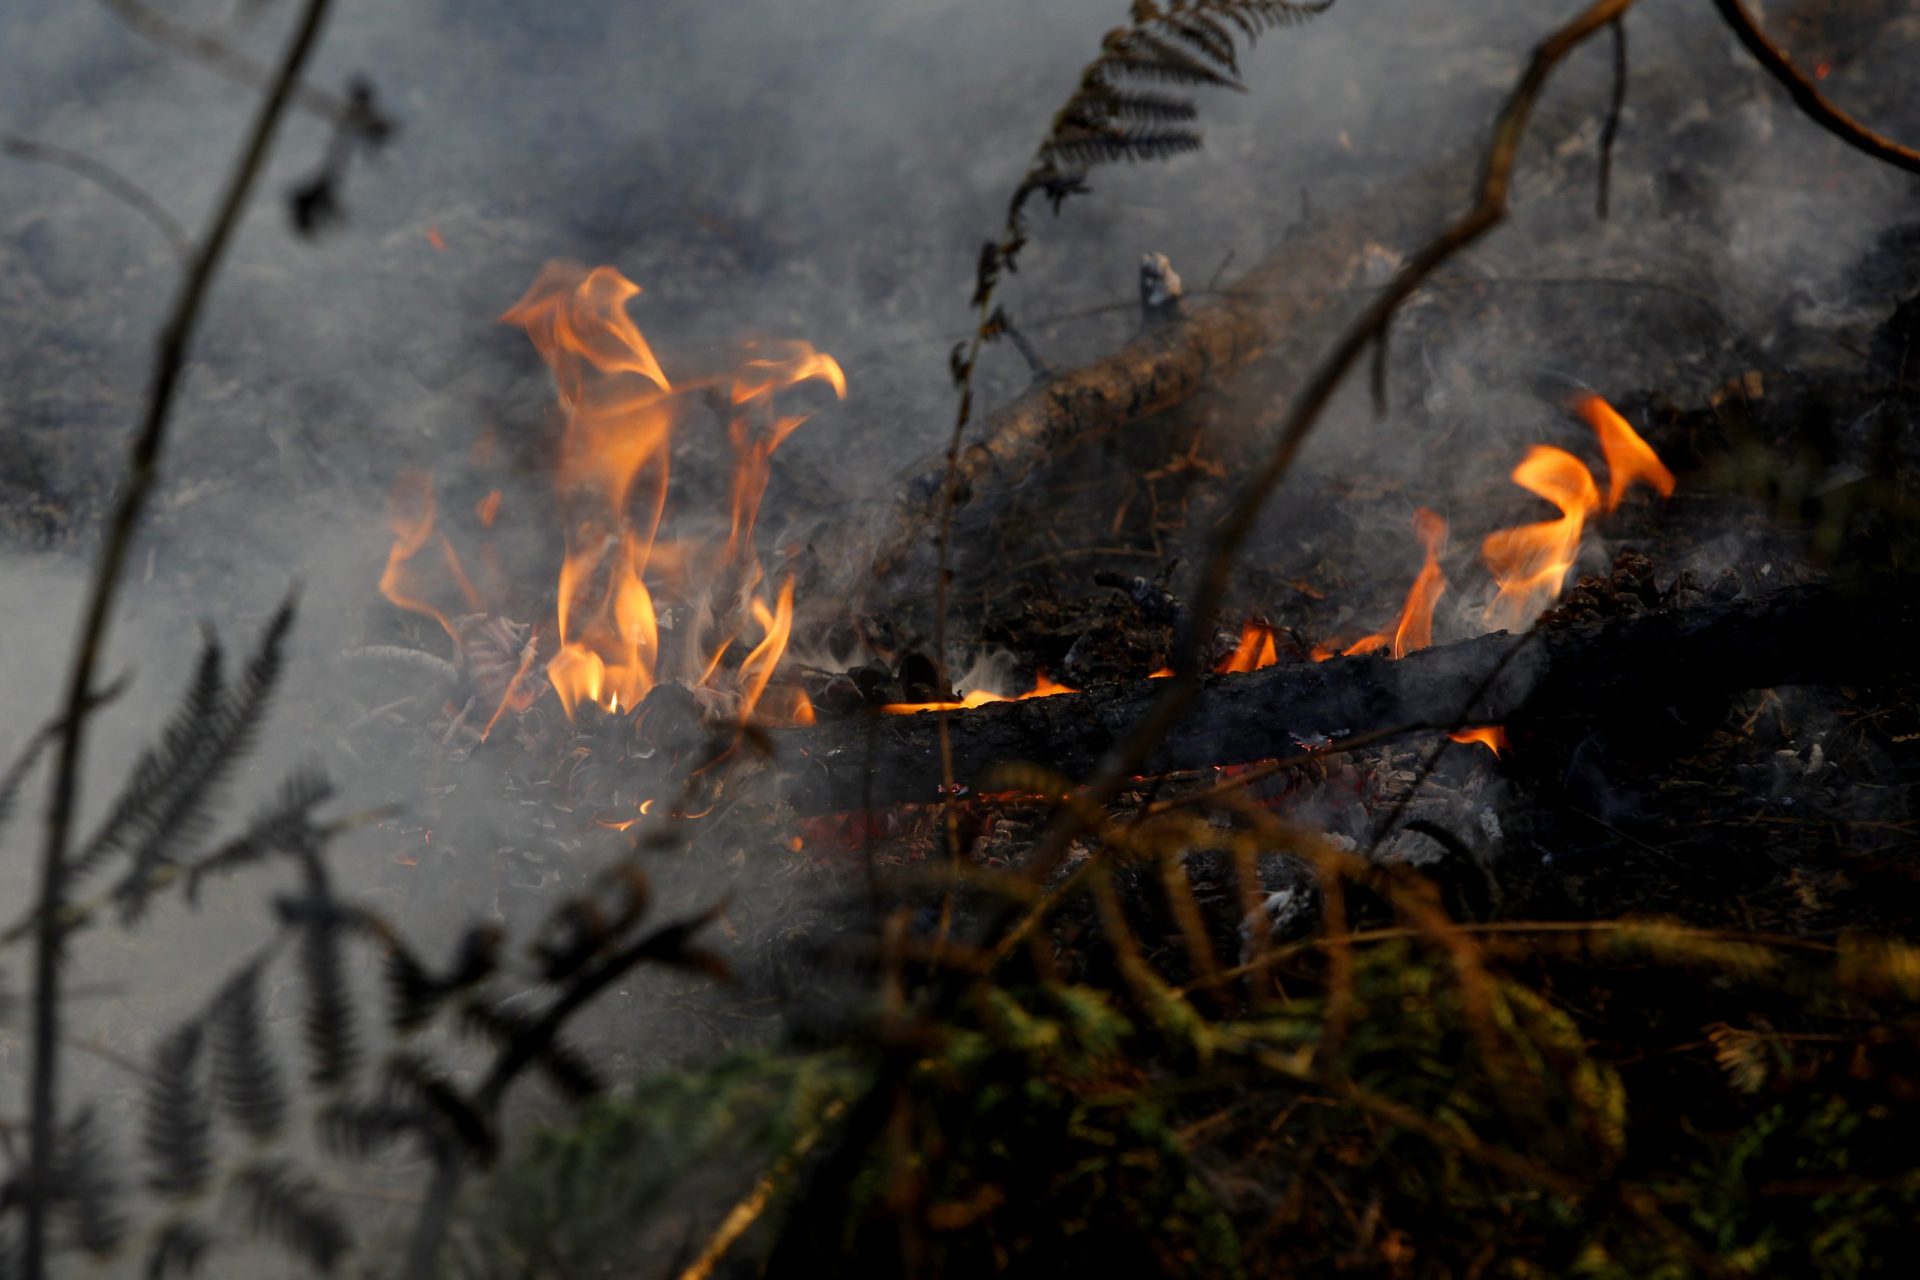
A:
1;0;1915;1269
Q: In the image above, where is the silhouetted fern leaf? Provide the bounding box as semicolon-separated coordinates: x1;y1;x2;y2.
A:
55;1108;126;1257
209;964;287;1140
146;1218;214;1280
1099;28;1242;90
0;726;54;848
145;1024;213;1198
459;998;604;1102
70;637;226;884
184;767;333;904
384;922;502;1034
315;1099;427;1160
1041;126;1204;167
384;1053;495;1158
230;1161;350;1274
106;597;297;923
298;907;358;1088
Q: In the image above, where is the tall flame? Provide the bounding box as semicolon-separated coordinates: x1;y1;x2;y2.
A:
1482;395;1672;632
1576;392;1675;512
1481;446;1600;632
494;263;841;722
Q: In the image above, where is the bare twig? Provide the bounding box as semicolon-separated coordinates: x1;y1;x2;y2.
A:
0;135;190;260
25;1;337;1273
1597;17;1628;218
1711;0;1920;176
99;0;368;131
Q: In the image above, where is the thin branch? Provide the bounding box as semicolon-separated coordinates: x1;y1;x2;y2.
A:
98;0;365;130
0;135;190;260
1711;0;1920;176
1597;17;1627;218
26;1;338;1275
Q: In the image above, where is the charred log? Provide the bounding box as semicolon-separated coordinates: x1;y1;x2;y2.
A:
771;578;1919;814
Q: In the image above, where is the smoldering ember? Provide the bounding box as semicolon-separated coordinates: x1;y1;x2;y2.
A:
4;3;1920;1278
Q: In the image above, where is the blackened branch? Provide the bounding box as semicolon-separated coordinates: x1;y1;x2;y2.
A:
1711;0;1920;177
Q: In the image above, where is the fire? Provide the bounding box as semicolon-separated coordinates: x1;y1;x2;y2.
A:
1576;392;1675;513
881;672;1076;715
496;262;842;722
1448;725;1509;756
1482;395;1671;632
378;261;843;729
1218;621;1280;673
1328;506;1450;660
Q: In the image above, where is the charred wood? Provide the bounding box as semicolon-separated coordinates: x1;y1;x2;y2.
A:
771;579;1918;814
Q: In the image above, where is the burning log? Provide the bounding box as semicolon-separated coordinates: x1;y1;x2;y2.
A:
770;578;1918;814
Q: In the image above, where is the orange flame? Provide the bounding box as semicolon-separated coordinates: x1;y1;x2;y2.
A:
1218;622;1280;673
492;262;842;721
1481;446;1601;632
1448;725;1509;756
1334;506;1450;660
1482;395;1673;632
1575;393;1674;513
882;672;1076;715
379;470;460;640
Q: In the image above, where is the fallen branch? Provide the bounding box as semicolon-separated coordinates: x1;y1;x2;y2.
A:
771;579;1917;814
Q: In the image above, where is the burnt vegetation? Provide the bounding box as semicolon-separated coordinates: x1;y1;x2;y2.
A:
6;0;1920;1278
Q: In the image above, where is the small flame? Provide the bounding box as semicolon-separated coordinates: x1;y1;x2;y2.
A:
1334;507;1450;660
1448;725;1509;756
379;470;460;640
1482;394;1672;631
475;489;502;528
1481;446;1602;632
881;672;1076;715
1218;622;1280;673
1575;393;1674;513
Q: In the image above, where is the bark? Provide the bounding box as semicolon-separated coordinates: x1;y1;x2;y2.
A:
771;580;1917;813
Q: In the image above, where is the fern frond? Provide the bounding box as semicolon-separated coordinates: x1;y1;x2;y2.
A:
459;998;604;1102
315;1099;426;1160
55;1108;126;1257
1097;28;1243;90
1157;10;1240;73
70;638;226;883
299;902;359;1088
230;1161;350;1274
146;1218;214;1279
209;964;287;1140
1041;126;1204;168
384;1053;495;1157
184;767;333;904
145;1024;213;1198
0;727;54;848
109;597;298;923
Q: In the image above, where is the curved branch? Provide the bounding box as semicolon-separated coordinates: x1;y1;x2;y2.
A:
0;135;190;260
1711;0;1920;176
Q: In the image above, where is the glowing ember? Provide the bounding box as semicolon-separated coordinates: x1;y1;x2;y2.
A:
1448;725;1509;756
882;672;1076;715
